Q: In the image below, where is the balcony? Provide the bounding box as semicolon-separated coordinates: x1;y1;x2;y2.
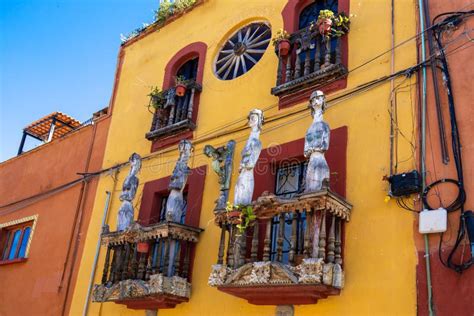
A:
271;26;347;98
92;221;203;309
209;190;351;305
145;80;202;141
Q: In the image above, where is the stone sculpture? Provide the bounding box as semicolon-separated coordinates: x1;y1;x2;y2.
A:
165;140;193;222
204;140;236;211
304;90;330;193
233;109;264;206
165;140;192;277
117;153;142;231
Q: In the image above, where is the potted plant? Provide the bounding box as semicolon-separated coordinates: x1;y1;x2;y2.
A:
314;10;351;39
174;75;188;97
148;86;165;110
226;202;257;235
137;241;149;253
316;9;335;36
272;29;291;56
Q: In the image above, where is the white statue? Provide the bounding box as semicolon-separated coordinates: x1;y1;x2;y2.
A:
165;140;193;222
304;90;330;193
117;153;142;231
233;109;264;206
165;140;193;277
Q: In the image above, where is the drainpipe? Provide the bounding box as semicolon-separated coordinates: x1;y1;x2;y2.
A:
83;191;112;316
418;0;435;315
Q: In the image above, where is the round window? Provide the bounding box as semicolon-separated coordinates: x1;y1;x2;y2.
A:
214;22;271;80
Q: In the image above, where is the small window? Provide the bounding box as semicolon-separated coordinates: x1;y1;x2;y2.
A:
0;218;35;263
157;193;188;224
270;162;307;263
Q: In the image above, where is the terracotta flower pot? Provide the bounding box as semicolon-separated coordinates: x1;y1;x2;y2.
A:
227;211;241;219
278;39;291;56
318;18;333;35
137;242;149;253
175;84;187;97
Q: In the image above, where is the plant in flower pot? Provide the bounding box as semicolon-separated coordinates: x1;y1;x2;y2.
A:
137;241;150;253
226;202;257;236
314;10;351;39
174;75;189;97
147;86;169;127
316;9;335;37
272;29;291;56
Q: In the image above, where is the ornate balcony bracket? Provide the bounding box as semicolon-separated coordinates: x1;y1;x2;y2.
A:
101;221;203;246
254;189;351;220
210;189;352;305
271;63;347;97
92;275;190;309
93;221;203;309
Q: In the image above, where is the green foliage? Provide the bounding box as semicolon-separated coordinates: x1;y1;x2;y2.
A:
155;0;197;25
147;86;165;110
174;75;189;86
226;202;257;235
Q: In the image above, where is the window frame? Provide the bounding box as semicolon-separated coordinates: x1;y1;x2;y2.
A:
278;0;350;109
0;214;38;265
150;42;207;153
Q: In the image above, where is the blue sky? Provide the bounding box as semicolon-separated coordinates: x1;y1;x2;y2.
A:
0;0;157;161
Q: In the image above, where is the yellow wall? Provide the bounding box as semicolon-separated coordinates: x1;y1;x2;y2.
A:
70;0;419;315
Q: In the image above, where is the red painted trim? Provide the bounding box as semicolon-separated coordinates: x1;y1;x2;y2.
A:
254;127;347;259
138;166;206;284
279;0;350;109
121;0;205;49
278;78;348;110
0;258;28;266
138;165;207;228
106;48;125;119
163;42;207;91
254;126;347;199
150;42;207;153
151;130;194;153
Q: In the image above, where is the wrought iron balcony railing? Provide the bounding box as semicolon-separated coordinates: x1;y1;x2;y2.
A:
209;190;352;305
93;221;203;309
145;80;202;141
271;26;347;97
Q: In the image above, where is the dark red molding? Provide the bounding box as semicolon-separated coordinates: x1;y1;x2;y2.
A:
0;258;28;266
162;42;207;91
151;130;194;152
279;0;350;109
254;126;347;199
253;126;347;260
138;165;207;228
151;42;207;153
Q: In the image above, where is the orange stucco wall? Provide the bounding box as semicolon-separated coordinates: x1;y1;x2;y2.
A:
0;114;110;316
415;1;474;315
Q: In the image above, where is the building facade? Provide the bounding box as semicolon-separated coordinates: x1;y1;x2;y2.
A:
60;0;472;315
0;110;111;316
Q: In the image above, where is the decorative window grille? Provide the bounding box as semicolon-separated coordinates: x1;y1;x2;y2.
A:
214;22;271;80
270;162;308;263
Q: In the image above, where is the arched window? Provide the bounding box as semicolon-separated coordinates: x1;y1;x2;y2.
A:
146;42;207;152
274;0;350;109
298;1;338;30
176;58;198;81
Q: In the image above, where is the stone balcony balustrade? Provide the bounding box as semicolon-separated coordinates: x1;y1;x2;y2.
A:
209;189;352;305
93;221;203;309
145;80;202;141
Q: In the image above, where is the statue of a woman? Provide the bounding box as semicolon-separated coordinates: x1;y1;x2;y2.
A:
165;140;193;222
117;153;142;231
304;90;330;193
233;109;264;206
